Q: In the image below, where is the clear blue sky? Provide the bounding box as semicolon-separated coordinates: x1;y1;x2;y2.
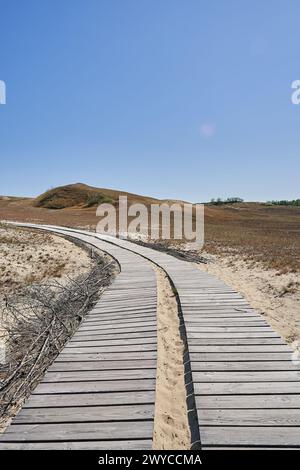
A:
0;0;299;202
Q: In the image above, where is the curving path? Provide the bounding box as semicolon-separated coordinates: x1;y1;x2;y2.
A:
1;223;300;449
0;227;157;449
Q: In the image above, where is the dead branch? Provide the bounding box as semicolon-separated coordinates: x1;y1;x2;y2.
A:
0;247;117;425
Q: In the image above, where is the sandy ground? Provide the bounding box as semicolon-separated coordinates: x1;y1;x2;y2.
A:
0;224;93;295
197;253;300;349
152;266;190;450
0;224;93;358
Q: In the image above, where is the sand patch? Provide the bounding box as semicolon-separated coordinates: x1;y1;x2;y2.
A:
0;224;93;296
152;266;190;450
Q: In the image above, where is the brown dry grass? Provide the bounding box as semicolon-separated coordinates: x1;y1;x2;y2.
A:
204;203;300;272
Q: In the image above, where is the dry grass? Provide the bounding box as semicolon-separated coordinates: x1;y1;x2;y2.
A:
1;185;299;273
34;183;115;209
34;182;160;209
0;224;93;296
204;203;300;272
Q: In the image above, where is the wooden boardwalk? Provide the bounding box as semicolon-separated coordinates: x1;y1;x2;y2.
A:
0;230;157;449
1;224;300;449
84;231;300;449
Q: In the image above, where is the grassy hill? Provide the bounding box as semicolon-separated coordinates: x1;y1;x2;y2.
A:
34;183;161;209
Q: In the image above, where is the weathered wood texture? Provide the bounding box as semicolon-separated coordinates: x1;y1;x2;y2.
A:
84;230;300;449
0;227;157;450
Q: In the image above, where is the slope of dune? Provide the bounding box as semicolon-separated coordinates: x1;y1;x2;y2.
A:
34;183;161;209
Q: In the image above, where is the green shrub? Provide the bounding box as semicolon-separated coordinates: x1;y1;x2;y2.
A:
84;193;114;208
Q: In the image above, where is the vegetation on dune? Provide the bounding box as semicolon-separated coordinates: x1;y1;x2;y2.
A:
33;183;160;209
210;197;244;205
34;183;115;209
204;203;300;272
84;193;114;208
266;199;300;207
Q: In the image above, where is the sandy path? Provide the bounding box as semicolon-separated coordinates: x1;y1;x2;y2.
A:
152;266;191;450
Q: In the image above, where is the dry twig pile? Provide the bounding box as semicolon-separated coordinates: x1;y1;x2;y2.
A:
0;247;116;426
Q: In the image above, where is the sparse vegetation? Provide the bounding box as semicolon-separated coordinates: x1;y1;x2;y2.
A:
33;183;159;210
84;193;114;208
0;225;93;295
204;203;300;272
210;197;244;205
34;184;116;209
266;199;300;207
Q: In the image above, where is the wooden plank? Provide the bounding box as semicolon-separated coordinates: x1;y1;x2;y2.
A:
33;379;156;394
194;382;300;395
1;421;153;441
189;352;292;361
195;395;300;409
184;313;260;319
82;319;157;328
186;326;272;332
188;338;285;345
188;331;279;338
192;371;300;382
14;404;154;423
0;441;153;450
185;321;267;327
199;426;300;447
183;306;252;312
69;337;157;346
43;369;156;382
77;326;157;335
54;352;157;361
197;409;300;426
79;321;157;330
48;359;156;372
84;312;156;322
82;317;157;326
90;306;155;314
24;391;155;408
62;344;157;354
73;331;157;340
191;361;300;371
189;345;291;353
